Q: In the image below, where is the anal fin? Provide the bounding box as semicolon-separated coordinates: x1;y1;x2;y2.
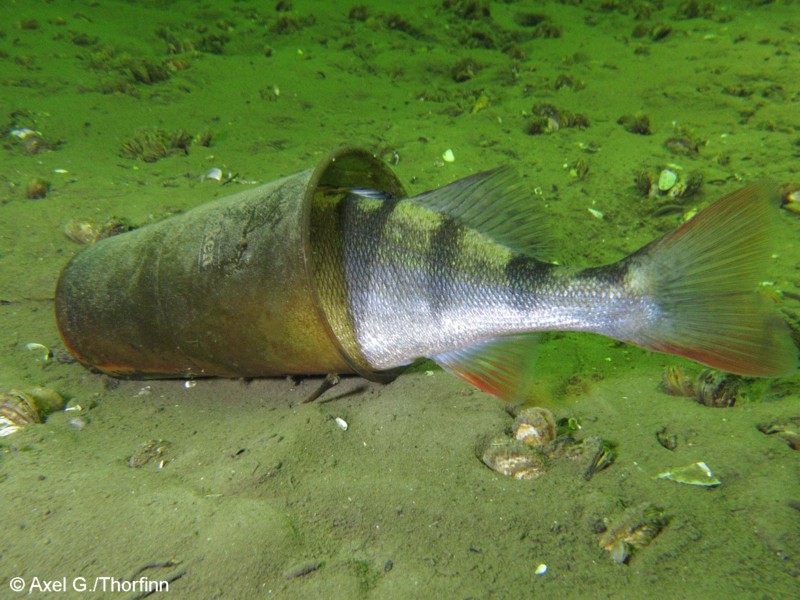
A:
431;334;539;401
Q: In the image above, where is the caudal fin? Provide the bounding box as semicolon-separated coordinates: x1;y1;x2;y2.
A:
629;182;798;377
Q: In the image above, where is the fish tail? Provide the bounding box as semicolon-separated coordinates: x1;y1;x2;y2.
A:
627;182;797;377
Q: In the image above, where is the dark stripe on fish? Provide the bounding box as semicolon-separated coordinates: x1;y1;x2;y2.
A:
426;216;467;317
341;192;400;295
503;255;557;311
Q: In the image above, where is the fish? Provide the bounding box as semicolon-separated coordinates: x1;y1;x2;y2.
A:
311;168;797;400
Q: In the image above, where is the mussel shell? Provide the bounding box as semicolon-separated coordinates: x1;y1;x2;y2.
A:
512;407;556;447
0;391;42;437
599;503;667;563
661;365;695;397
694;370;746;407
478;435;546;480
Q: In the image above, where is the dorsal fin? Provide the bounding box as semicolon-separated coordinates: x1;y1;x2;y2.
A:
407;167;555;259
431;334;540;401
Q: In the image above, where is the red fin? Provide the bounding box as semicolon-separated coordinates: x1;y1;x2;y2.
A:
631;182;798;377
431;334;539;401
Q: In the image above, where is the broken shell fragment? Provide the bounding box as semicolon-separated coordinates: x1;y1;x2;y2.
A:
658;168;678;191
479;435;546;480
512;406;556;447
779;183;800;213
25;342;52;362
657;461;721;486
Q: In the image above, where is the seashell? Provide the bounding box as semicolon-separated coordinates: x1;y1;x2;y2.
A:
64;218;133;245
669;179;688;198
547;434;615;480
664;136;699;156
657;168;678;191
0;390;42;437
26;177;49;199
694;369;746;407
27;386;65;414
779;183;800;213
661;365;695;397
64;219;101;245
634;169;655;197
165;57;190;72
599;503;667;564
512;406;556;447
757;418;800;451
478;435;546;480
64;397;96;414
128;439;170;468
655;426;678;450
67;415;90;429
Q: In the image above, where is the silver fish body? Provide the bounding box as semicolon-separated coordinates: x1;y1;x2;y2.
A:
312;169;796;399
340;195;647;369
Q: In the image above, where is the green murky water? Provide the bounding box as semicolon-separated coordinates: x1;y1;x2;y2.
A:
1;1;798;597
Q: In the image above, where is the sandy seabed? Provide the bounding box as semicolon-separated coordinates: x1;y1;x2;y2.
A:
1;1;799;598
